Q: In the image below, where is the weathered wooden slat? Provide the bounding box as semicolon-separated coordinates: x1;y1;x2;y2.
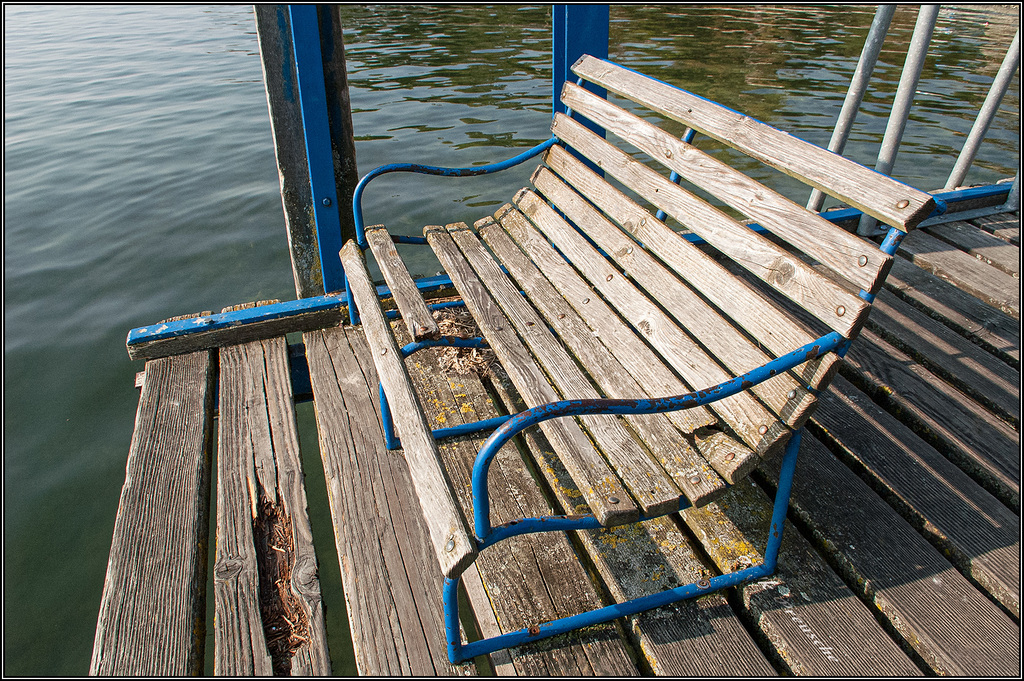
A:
447;221;697;517
926;220;1019;278
768;434;1020;676
303;327;473;676
366;225;440;341
898;228;1020;319
90;351;214;676
870;289;1020;423
531;166;818;428
493;202;758;483
425;224;638;527
514;187;791;461
477;216;726;506
543;143;841;391
214;342;274;676
396;323;639;676
813;375;1020;618
843;326;1020;510
683;477;923;676
570;54;936;231
214;336;331;675
560;81;891;294
973;212;1020;245
486;367;776;676
883;256;1019;366
340;241;477;579
551;113;870;337
491;202;717;435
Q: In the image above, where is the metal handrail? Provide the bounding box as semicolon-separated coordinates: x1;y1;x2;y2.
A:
809;6;1019;232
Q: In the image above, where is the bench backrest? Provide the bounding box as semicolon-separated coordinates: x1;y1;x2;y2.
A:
531;55;935;361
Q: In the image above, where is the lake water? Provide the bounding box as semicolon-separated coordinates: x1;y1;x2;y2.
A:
3;4;1018;675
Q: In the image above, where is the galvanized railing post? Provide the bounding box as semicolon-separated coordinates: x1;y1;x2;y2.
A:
808;5;895;212
858;5;940;235
944;29;1020;190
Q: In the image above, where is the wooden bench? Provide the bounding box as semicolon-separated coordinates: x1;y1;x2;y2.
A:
343;54;938;663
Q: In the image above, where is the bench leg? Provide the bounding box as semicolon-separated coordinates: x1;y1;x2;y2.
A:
443;429;804;664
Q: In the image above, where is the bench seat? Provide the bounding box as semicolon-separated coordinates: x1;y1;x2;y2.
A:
342;54;938;663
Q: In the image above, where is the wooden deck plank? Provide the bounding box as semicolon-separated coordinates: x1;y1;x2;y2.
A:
366;225;441;341
812;375;1020;618
397;324;640;676
303;327;474;676
869;289;1020;424
925;220;1019;278
426;223;637;527
214;337;331;675
883;257;1019;366
214;343;275;675
973;212;1020;245
898;228;1020;319
486;366;777;676
683;478;922;676
560;81;892;294
570;55;936;231
90;351;214;676
765;434;1020;676
543;143;840;391
515;186;791;460
842;326;1020;509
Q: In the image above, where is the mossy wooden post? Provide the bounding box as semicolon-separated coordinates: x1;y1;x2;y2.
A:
255;5;358;298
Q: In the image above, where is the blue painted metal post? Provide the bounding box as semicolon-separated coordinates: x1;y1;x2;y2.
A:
289;5;347;294
552;5;609;120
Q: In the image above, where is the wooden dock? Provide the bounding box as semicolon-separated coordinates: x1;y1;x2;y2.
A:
92;208;1019;676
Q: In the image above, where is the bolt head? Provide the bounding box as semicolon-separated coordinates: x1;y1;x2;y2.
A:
896;199;910;209
323;197;332;207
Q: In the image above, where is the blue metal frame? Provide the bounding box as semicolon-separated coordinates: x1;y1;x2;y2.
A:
289;5;347;295
352;137;559;249
443;430;805;663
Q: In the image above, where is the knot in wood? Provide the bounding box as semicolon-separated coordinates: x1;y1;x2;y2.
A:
215;557;245;580
766;258;795;287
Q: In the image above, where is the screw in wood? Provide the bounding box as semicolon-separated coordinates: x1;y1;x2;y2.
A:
608;496;620;504
896;199;910;209
836;305;846;317
787;390;797;400
758;424;769;435
445;537;455;552
858;255;868;267
724;452;735;462
689;475;701;485
606;274;613;281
